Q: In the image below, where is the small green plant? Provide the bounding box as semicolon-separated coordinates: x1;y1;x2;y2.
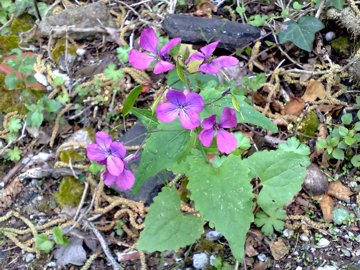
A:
316;110;360;167
25;96;62;127
4;49;36;90
5;146;21;161
0;0;15;27
35;227;69;253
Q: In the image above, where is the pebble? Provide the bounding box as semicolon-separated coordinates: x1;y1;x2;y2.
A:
193;253;209;269
76;48;86;57
316;266;338;270
295;267;302;270
300;234;310;242
283;229;294;238
205;230;223;241
46;261;57;268
357;235;360;242
34;72;48;86
325;31;336;42
341;248;351;257
209;255;216;266
317;238;330;248
25;253;35;263
355;249;360;256
350;181;357;188
257;253;267;262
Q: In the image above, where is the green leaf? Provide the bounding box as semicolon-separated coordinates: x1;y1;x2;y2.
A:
117;46;131;63
130;108;158;129
316;139;327;149
175;150;253;261
4;73;20;90
292;1;303;10
242;73;266;91
332;148;344;160
279;16;324;52
52;227;69;245
176;61;187;83
44;98;62;113
137;187;204;251
7;147;21;161
344;136;356;146
7;118;22;133
233;132;251;150
278;137;310;156
341;113;353;125
248;14;269;27
104;63;123;82
324;0;345;10
333;208;350;225
133;121;193;193
35;234;54;253
245;143;310;214
14;0;32;17
29;111;44;127
354;122;360;131
122;85;143;116
236;6;246;14
88;162;104;175
254;208;286;236
351;154;360;167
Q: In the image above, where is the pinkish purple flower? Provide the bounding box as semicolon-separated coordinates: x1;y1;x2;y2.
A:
128;28;181;74
198;107;238;154
156;90;204;130
186;41;239;74
86;131;135;190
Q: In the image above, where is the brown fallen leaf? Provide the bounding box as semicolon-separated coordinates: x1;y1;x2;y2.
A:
302;80;326;102
269;239;289;260
253;262;268;270
318;194;334;222
284;98;305;116
328;181;353;202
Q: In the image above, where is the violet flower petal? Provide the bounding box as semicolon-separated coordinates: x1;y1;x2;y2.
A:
184;92;204;113
200;40;220;58
156;102;179;123
185;51;206;64
201;115;217;129
95;131;112;151
116;169;135;190
198;128;215;147
217;129;237;154
106;155;124;176
128;49;155;70
103;170;117;186
139;28;158;54
211;56;239;68
199;62;221;74
109;142;126;158
153;60;175;74
179;109;201;130
166;90;186;106
160;38;181;57
86;144;107;162
219;107;237;129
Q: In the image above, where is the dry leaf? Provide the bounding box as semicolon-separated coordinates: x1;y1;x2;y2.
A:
284;98;305;116
299;64;315;82
253;262;268;270
328;181;353;202
269;239;289;260
302;80;326;102
319;195;334;222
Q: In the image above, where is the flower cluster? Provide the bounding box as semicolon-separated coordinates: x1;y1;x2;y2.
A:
86;132;135;190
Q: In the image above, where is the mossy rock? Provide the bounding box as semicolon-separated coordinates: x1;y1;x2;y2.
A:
51;38;77;64
298;111;320;142
10;14;35;34
53;177;84;208
331;36;360;57
0;35;20;54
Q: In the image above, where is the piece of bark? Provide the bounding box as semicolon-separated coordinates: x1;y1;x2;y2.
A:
163;14;261;51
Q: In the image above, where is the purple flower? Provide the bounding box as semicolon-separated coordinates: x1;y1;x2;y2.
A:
198;107;238;154
186;41;239;74
86;131;135;190
156;90;204;130
128;28;181;74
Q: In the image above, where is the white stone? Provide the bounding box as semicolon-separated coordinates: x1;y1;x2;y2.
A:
206;230;222;241
316;266;338;270
283;229;294;238
300;234;309;242
193;253;209;269
257;253;267;262
317;238;330;248
355;249;360;256
325;31;336;42
25;253;35;263
34;72;48;86
76;48;86;56
295;267;302;270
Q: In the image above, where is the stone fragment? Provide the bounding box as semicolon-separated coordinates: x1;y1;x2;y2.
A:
163;14;260;51
316;238;330;248
193;253;209;269
303;164;329;195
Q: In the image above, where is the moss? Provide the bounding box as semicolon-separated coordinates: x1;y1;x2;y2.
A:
53;177;84;208
330;36;360;57
298;111;320;142
51;38;77;64
0;35;19;54
195;238;224;255
10;14;35;34
59;149;86;163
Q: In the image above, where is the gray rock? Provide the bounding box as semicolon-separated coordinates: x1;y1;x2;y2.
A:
300;234;310;242
316;266;338;270
316;238;330;248
283;229;294;238
54;237;87;266
193;253;209;269
24;253;35;263
341;248;351;257
303;164;329;195
38;2;116;38
325;31;336;42
257;253;267;262
206;230;223;241
163;14;260;51
355;249;360;256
